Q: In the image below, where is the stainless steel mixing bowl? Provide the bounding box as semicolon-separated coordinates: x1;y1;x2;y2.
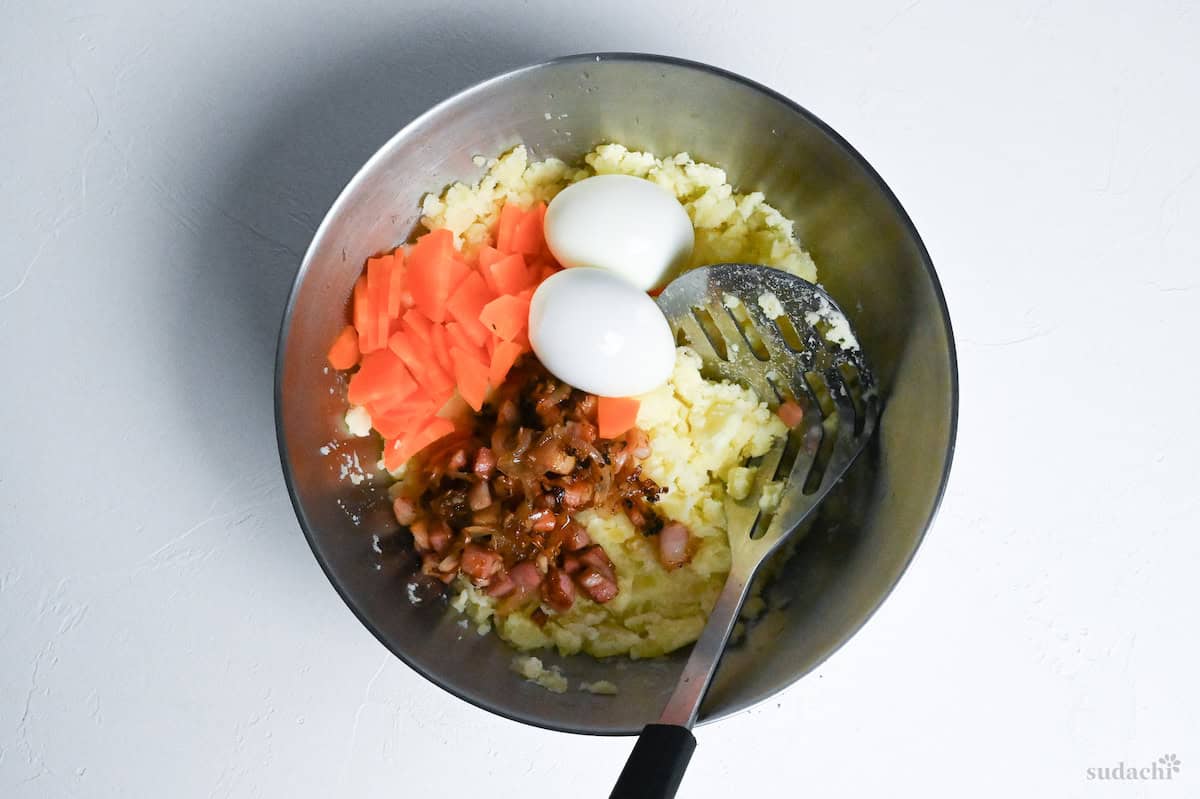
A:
275;53;957;734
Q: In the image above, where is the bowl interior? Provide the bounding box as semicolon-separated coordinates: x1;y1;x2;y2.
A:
276;54;956;734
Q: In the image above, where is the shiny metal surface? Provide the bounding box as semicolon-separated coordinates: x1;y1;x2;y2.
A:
654;264;879;729
275;53;958;735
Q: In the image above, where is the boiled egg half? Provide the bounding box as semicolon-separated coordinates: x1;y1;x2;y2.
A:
544;174;694;291
528;267;676;397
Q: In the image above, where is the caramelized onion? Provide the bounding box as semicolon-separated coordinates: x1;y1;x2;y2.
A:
467;479;492;511
393;356;677;613
392;496;417;526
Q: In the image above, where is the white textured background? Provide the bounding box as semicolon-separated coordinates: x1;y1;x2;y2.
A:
2;1;1198;796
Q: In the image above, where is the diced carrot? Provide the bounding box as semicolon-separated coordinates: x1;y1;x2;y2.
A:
446;271;495;347
368;381;437;424
384;420;442;471
510;202;546;256
530;254;561;274
452;347;490;411
388;330;454;394
373;416;401;441
597;396;641;439
407;229;469;322
383;438;405;472
367;254;391;352
410;228;454;262
435;393;474;429
327;325;360;370
372;407;420;440
486;253;533;295
496;202;523;253
479;293;531;342
396;386;455;423
395;416;456;465
478;245;505;271
402;308;433;343
477;247;505;295
360;387;424;422
377;283;393;345
387;250;408;318
429;323;453;375
432;383;457;409
412;328;453;391
386;330;426;384
373;387;441;436
489;340;524;387
347;349;418;407
339;219;600;469
353;276;377;352
416;413;457;450
444;322;487;364
364;394;399;422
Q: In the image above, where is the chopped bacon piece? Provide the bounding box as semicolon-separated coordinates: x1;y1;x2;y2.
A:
542;567;575;612
626;427;652;459
472;447;496;478
578;545;615;581
461;543;502;580
562;521;591;551
527;509;557;533
409;520;430;552
392;496;417;526
508;560;542;589
778;400;805;429
428;524;452;555
561;482;593;510
486;572;515;598
658;522;691;570
577;567;619;603
496;583;538;615
467;479;492;511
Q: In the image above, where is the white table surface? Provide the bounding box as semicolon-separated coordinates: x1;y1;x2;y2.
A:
3;1;1198;796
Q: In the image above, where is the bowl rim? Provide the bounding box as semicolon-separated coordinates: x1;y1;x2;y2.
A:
274;50;960;737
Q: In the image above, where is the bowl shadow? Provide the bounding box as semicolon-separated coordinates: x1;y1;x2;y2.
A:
166;22;564;565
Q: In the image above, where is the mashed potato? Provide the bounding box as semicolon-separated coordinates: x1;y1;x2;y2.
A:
510;655;568;694
421;143;816;282
424;143;812;659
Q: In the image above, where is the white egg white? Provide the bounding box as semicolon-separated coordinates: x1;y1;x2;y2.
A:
544;174;694;291
528;267;676;397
